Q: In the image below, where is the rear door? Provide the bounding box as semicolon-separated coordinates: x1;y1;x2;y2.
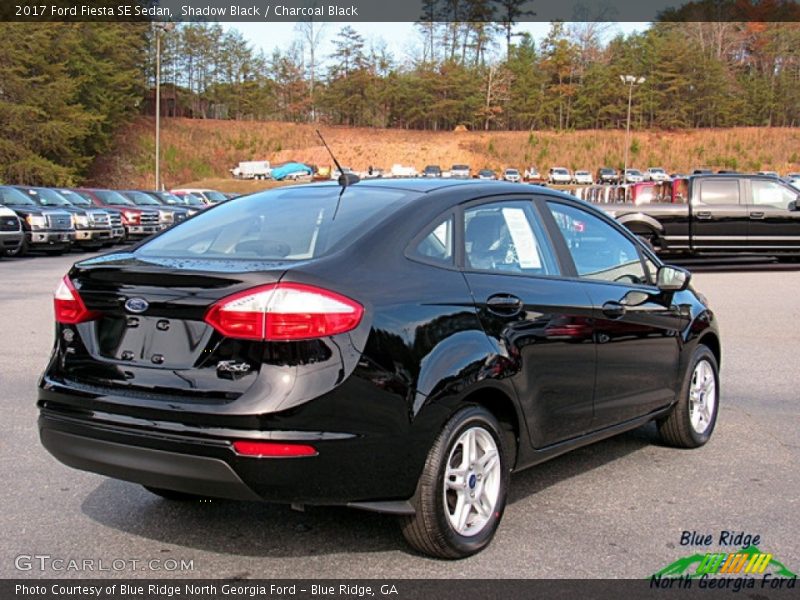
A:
458;198;597;448
542;200;685;427
746;178;800;251
689;177;749;251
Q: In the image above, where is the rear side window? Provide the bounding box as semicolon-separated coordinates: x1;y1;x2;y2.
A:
463;201;558;275
697;179;740;205
547;202;647;285
137;186;411;260
414;216;454;265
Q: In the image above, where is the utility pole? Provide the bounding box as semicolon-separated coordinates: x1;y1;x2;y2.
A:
154;22;175;191
620;75;645;184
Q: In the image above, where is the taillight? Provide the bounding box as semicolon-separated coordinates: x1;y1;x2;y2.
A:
54;276;99;324
204;283;363;341
232;440;317;457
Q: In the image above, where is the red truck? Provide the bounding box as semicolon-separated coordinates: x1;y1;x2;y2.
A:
77;189;163;240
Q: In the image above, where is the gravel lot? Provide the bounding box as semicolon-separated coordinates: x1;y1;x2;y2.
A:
1;251;797;579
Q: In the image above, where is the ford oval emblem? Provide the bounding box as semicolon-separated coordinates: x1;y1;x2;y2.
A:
125;297;149;314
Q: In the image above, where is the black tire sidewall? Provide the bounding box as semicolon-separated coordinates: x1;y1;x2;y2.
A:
429;407;510;557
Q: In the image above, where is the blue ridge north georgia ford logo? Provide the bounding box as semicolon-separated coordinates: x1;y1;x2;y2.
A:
124;298;149;314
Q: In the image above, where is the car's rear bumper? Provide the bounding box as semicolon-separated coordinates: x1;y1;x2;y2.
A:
37;397;422;507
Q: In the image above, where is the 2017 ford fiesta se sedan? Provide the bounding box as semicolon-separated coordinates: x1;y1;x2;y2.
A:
38;179;721;559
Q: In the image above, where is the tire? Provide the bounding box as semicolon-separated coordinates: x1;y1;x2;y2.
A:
400;406;509;559
6;239;27;257
657;345;719;448
144;486;204;502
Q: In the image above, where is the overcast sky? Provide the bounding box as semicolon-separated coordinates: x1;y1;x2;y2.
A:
227;21;648;65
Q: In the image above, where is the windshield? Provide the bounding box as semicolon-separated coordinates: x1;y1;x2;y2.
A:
137;185;412;261
203;190;227;203
555;169;568;175
506;169;519;175
650;168;665;173
0;187;36;206
27;188;71;207
152;192;181;205
59;190;91;206
93;190;135;206
628;170;643;176
479;170;493;176
123;191;160;206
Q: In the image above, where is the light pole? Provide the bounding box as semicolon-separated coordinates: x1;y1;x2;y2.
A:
620;75;645;184
154;22;175;191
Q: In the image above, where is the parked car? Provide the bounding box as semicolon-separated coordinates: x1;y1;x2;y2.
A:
0;204;24;257
77;188;162;240
57;189;125;246
523;166;542;182
142;190;204;217
390;164;418;178
422;165;442;178
38;179;720;559
602;174;800;256
623;169;645;183
476;169;496;180
596;167;619;184
502;168;521;183
450;164;470;179
692;169;713;175
119;190;189;228
0;185;74;255
171;188;228;205
548;167;571;184
573;170;593;185
16;187;113;251
757;171;779;178
785;172;800;179
645;167;670;182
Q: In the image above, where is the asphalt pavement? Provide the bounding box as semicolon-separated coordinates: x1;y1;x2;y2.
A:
1;250;797;579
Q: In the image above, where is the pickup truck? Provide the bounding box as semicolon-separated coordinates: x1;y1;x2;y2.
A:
0;204;23;256
0;185;75;255
601;174;800;256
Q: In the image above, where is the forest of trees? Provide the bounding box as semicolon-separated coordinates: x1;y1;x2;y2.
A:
2;10;800;184
152;20;800;133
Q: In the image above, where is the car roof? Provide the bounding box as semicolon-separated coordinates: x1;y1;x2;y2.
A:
294;178;534;194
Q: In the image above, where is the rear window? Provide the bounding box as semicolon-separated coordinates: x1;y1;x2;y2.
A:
137;185;412;260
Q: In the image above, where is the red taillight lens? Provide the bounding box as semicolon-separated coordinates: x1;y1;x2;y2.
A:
204;283;363;341
54;276;99;324
232;440;317;457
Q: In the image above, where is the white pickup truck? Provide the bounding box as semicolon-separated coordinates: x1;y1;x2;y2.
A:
230;161;271;180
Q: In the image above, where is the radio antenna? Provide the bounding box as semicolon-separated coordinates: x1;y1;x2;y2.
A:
317;130;360;189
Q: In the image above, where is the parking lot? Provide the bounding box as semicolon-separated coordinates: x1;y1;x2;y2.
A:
0;250;798;579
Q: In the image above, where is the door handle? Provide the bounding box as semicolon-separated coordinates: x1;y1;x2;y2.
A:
602;301;626;319
695;211;712;220
749;211;765;220
486;294;523;316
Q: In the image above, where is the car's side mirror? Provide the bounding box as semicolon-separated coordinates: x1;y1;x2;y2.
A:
657;265;691;292
790;198;800;211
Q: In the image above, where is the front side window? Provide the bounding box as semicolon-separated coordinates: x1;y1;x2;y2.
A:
751;180;797;210
547;202;647;285
463;201;558;275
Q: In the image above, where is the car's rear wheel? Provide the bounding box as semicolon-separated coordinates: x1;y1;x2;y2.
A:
401;406;509;559
658;345;719;448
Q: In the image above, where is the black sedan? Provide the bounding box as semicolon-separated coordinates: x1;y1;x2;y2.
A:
37;179;720;558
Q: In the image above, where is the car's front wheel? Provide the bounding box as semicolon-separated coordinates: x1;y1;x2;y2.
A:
401;406;509;559
658;345;719;448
